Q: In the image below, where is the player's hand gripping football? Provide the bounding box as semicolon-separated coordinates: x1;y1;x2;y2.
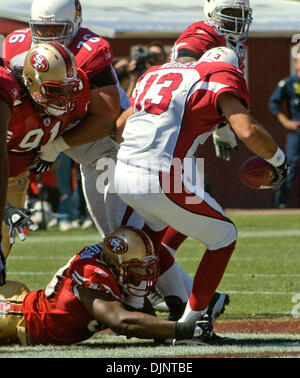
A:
3;202;39;245
212;122;238;161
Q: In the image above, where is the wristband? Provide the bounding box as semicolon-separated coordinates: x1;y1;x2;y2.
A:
175;321;195;340
265;147;285;167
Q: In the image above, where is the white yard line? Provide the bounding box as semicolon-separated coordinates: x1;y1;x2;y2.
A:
11;229;300;245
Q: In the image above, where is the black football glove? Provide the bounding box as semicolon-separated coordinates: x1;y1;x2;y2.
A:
3;202;39;245
29;158;55;174
269;161;289;190
0;235;6;286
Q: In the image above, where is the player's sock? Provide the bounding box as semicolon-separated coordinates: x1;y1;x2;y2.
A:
189;241;236;311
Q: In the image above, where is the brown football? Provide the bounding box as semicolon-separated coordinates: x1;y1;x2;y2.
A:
239;156;276;189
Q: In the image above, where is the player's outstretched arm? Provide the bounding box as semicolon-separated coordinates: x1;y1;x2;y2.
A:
78;286;175;339
78;286;212;341
218;92;288;188
217;92;278;159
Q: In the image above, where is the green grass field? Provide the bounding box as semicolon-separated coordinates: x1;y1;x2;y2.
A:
1;212;300;358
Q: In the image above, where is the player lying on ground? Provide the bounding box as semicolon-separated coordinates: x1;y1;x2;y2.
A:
0;226;212;346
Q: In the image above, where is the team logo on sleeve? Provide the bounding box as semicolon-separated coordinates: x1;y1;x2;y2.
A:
30;52;49;72
106;237;128;254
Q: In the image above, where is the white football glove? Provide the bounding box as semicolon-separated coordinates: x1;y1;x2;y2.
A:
40;136;70;162
212;123;238;161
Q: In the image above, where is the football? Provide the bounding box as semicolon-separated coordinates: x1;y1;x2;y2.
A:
239;156;276;189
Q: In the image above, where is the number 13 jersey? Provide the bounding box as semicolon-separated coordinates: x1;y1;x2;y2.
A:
118;60;249;173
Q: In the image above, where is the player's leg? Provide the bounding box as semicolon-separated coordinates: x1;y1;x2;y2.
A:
115;161;235;326
0;280;30;345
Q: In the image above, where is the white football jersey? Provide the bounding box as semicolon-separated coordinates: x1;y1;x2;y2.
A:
118;60;249;173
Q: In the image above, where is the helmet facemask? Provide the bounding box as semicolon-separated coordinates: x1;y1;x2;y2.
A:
116;255;159;297
209;6;252;42
23;42;81;117
30;21;75;45
29;0;82;46
36;77;81;116
102;226;160;298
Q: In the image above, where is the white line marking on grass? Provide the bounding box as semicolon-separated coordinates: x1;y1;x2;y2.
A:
8;272;53;275
6;271;300;295
225;290;299;295
14;229;300;245
13;235;101;243
225;273;300;278
238;229;300;238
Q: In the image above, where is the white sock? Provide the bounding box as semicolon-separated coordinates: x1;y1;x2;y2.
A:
178;301;208;323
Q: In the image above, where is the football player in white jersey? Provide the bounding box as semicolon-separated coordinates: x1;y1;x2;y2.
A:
114;47;288;344
156;0;253;307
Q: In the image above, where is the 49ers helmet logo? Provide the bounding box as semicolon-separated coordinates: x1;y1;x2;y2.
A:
30;52;49;72
106;237;128;254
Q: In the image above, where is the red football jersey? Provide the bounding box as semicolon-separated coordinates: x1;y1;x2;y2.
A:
170;21;246;61
22;243;123;345
0;66;20;109
7;68;90;177
3;27;113;78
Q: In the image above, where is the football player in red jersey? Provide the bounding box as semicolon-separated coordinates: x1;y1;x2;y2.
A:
114;47;288;344
2;0;131;240
0;66;21;286
3;0;120;147
0;226;212;346
1;41;91;259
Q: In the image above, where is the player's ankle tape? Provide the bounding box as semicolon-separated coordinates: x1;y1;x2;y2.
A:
175;321;194;340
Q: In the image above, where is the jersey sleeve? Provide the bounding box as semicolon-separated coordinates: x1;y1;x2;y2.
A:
188;63;250;131
0;67;20;109
2;28;32;69
70;29;114;79
172;22;225;60
176;36;219;60
70;258;122;300
210;67;250;109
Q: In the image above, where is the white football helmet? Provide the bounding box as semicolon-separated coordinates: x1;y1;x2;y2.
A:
200;47;240;68
102;226;159;297
23;42;81;116
29;0;82;45
204;0;252;42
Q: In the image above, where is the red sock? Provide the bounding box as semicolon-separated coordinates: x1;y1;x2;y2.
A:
161;226;187;251
189;241;236;311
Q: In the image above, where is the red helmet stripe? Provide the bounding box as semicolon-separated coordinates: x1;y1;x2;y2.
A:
46;41;74;77
122;226;154;256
